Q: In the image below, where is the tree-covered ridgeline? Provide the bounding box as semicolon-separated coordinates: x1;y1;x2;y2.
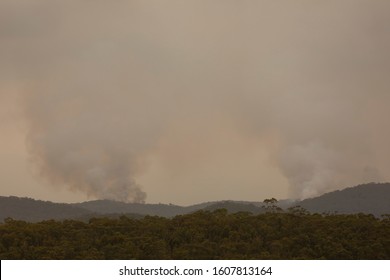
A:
0;209;389;260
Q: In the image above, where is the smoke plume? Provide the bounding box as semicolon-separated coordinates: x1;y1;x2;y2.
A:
2;1;390;202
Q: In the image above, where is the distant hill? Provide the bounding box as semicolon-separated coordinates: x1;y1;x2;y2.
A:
1;182;389;222
72;200;257;217
202;201;264;214
73;200;188;217
0;196;92;222
294;182;390;217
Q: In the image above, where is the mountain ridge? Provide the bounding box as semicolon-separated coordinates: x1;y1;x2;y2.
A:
294;182;390;217
1;182;389;222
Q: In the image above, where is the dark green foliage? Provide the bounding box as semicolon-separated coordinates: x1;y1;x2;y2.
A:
0;210;389;260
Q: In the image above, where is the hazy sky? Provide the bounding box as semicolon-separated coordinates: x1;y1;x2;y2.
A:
1;1;390;205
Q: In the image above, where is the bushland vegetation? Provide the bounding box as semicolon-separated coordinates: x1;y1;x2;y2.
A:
1;207;389;259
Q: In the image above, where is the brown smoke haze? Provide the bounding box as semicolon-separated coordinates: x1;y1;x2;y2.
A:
1;1;390;203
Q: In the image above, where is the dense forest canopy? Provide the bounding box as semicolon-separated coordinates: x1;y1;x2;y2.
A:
1;210;389;260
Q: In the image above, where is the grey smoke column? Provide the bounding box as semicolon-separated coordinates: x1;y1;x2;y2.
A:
24;84;151;203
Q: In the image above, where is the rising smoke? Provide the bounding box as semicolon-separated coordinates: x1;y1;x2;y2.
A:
2;1;390;202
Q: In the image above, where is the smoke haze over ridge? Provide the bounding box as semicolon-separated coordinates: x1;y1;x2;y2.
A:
1;1;390;203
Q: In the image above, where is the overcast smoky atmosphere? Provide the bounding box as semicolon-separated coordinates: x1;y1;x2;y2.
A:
1;1;390;204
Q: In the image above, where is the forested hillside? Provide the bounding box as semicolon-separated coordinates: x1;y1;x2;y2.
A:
296;183;390;216
1;183;389;222
1;210;389;260
0;196;92;222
